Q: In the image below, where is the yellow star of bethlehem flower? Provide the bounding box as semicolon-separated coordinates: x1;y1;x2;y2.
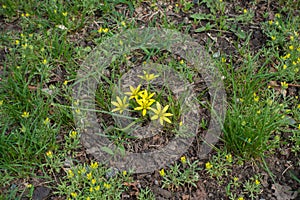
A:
138;90;155;101
90;161;98;169
138;70;159;82
111;96;129;114
133;90;155;116
125;85;141;100
159;168;165;177
150;102;173;125
21;111;30;118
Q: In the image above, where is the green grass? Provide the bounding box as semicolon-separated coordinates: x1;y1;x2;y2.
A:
0;0;299;199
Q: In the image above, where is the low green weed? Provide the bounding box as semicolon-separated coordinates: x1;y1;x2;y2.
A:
55;162;132;200
159;156;200;190
205;151;233;184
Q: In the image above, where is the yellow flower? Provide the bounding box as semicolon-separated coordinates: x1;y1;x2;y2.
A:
21;111;30;118
54;9;57;14
134;90;156;116
271;36;276;41
90;161;98;169
2;5;7;9
111;96;129;114
25;13;30;17
68;169;74;178
138;90;155;101
94;185;100;191
104;183;111;189
122;170;127;176
159;168;165;177
98;27;109;33
290;35;294;41
0;100;3;106
243;9;247;14
98;27;103;33
43;117;50;125
22;43;28;49
255;179;260;185
79;167;86;174
87;172;92;180
298;124;300;130
89;187;93;192
289;45;294;50
180;156;187;164
297;104;300;109
285;53;291;59
42;59;47;64
138;70;159;82
26;184;33;188
91;179;96;185
62;12;68;16
237;197;244;200
135;98;155;116
150;102;173;125
257;110;261;114
86;197;91;200
70;131;77;139
225;154;232;162
125;85;141;100
275;13;280;18
75;108;81;114
205;162;213;170
121;21;126;27
253;93;259;102
221;57;226;63
233;177;239;182
268;20;273;25
283;64;287;69
15;40;20;45
70;192;77;198
179;60;184;64
281;81;288;89
63;80;68;85
46;151;53;158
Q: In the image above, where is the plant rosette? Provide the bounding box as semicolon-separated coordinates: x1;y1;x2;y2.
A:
72;28;226;173
111;62;198;139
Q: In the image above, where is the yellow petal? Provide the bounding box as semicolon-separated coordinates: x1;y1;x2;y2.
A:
159;118;164;125
151;115;159;120
162;105;169;113
156;102;161;111
142;109;147;116
134;106;143;111
111;101;119;107
116;96;122;105
112;108;120;112
163;117;172;124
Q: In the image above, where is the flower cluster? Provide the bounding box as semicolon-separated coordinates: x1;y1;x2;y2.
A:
59;161;131;200
111;71;173;126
